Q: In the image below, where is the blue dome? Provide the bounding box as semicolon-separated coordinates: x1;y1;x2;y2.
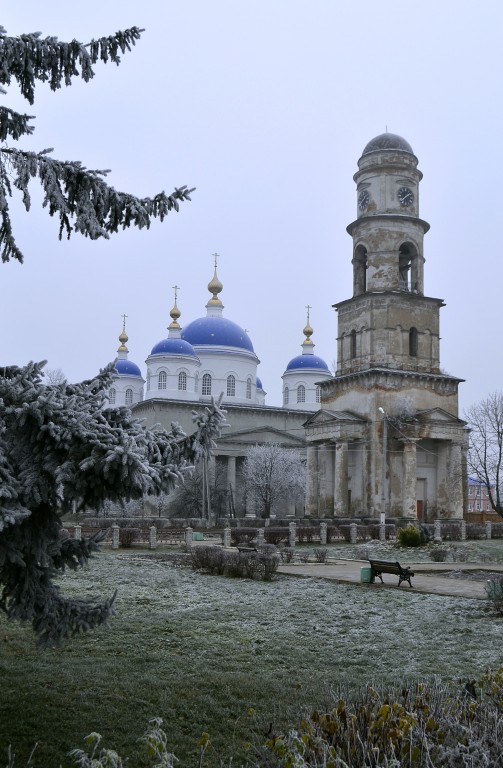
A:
150;338;197;357
286;354;329;372
256;376;263;390
182;317;254;352
114;359;142;377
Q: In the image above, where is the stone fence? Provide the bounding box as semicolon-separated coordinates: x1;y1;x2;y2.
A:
67;518;502;549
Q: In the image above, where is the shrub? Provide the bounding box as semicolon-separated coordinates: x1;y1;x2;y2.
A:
441;522;463;541
299;551;310;563
313;548;328;563
119;527;139;548
397;523;422;547
190;545;278;581
429;546;450;562
230;529;257;547
297;526;316;543
254;671;503;768
264;528;289;546
466;523;485;540
326;526;339;543
486;577;503;614
278;547;295;563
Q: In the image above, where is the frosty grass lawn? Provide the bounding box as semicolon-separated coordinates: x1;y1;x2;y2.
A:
1;542;503;766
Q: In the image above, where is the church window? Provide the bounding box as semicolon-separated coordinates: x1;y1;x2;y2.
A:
409;327;418;357
246;377;252;399
194;373;199;393
125;388;133;405
108;387;116;404
284;386;289;405
158;370;167;389
297;384;306;403
202;373;212;396
178;371;187;391
350;329;357;359
227;375;236;397
316;386;321;403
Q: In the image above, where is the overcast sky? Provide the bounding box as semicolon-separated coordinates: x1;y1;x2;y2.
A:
1;1;501;411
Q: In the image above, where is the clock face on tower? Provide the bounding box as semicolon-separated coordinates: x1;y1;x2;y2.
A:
358;190;370;211
397;186;414;207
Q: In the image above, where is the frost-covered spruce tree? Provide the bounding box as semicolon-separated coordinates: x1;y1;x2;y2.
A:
0;25;193;263
0;362;225;645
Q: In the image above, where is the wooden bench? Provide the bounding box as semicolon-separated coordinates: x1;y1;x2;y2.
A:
369;559;415;587
237;546;258;553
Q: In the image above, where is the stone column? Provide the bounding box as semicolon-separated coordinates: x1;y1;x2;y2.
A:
486;521;492;540
185;527;193;549
223;527;231;548
111;524;120;549
350;522;357;543
379;523;386;541
306;445;319;517
434;520;442;543
402;440;418;518
256;528;265;547
460;520;466;542
289;522;296;548
149;526;157;549
74;525;81;541
319;444;334;517
320;522;327;545
334;442;348;517
448;443;464;519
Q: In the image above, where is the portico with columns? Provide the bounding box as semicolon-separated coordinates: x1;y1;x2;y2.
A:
305;134;469;521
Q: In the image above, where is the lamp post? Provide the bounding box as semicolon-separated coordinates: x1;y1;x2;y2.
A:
378;407;387;526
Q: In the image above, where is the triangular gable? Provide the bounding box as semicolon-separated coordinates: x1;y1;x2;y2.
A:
416;408;466;425
218;425;306;447
303;409;366;428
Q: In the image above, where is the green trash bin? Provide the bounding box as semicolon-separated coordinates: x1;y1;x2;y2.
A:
360;566;374;583
192;532;204;541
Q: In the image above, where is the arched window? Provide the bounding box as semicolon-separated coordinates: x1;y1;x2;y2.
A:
350;329;357;359
178;371;187;391
409;327;418;357
108;387;116;405
226;374;236;397
246;377;252;399
125;388;133;405
297;384;306;403
202;373;212;396
283;386;289;405
158;370;167;390
194;373;199;393
316;386;321;403
353;244;368;295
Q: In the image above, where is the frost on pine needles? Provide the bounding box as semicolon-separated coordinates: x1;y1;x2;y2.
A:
0;362;225;645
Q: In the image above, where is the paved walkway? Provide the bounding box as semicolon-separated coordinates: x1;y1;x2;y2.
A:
278;559;503;599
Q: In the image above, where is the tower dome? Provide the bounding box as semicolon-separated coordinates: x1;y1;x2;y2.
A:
145;288;201;402
109;317;145;407
362;133;414;156
180;256;261;405
282;308;331;411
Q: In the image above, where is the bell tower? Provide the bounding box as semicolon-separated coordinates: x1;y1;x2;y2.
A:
305;133;468;522
336;133;443;377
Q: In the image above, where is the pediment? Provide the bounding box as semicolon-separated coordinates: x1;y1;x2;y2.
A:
303;409;366;428
415;408;466;425
218;425;306;447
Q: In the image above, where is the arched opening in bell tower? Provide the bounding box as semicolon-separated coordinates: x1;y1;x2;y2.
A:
353;244;368;296
398;242;421;293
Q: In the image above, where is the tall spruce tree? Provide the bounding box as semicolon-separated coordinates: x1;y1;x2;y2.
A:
0;362;225;645
0;25;193;263
0;26;220;645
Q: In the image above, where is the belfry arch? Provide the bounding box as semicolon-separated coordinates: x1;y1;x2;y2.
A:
353;244;368;296
398;241;422;294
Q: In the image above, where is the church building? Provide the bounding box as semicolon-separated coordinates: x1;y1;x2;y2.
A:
304;133;469;521
108;263;331;517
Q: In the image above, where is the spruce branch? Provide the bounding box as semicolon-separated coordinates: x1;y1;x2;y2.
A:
0;25;145;105
0;147;194;262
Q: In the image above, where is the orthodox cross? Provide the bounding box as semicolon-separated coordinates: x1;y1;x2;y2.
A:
305;304;311;323
212;252;220;269
121;313;128;333
172;285;180;303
